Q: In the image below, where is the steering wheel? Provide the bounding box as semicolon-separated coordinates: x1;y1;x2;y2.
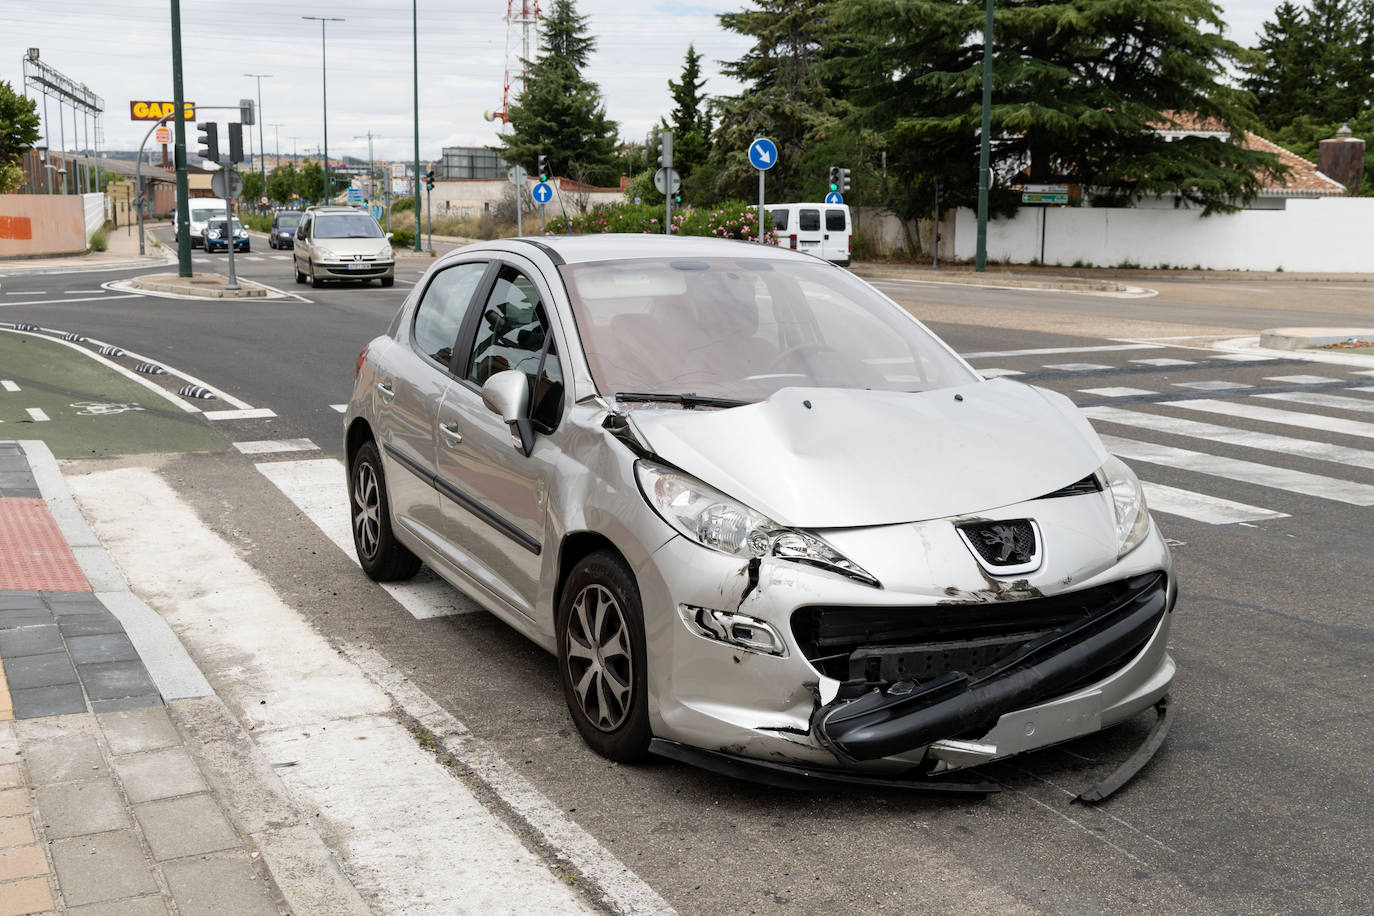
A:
767;342;835;374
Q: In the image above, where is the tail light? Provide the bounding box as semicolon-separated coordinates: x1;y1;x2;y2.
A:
355;344;369;380
789;233;798;250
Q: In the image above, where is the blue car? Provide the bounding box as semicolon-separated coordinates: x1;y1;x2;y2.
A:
269;209;302;249
204;217;250;253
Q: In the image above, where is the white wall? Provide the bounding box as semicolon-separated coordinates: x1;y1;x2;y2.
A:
951;197;1374;272
424;179;625;223
81;193;105;241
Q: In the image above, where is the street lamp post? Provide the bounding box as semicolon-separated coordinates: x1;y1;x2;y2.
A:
302;16;344;205
244;72;272;207
412;0;422;252
975;0;994;273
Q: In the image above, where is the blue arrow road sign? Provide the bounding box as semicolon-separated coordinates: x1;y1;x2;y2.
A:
748;137;777;171
825;191;844;204
532;181;553;204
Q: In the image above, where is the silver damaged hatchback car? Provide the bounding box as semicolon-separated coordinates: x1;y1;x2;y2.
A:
344;235;1176;793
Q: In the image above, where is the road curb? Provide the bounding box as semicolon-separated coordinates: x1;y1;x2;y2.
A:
128;273;271;299
1258;326;1374;352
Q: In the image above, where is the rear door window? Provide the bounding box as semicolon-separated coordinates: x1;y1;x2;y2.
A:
412;262;489;370
465;266;564;430
770;209;789;231
799;209;820;232
826;209;847;231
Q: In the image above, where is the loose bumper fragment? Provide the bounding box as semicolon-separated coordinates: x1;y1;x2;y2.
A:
1074;695;1173;803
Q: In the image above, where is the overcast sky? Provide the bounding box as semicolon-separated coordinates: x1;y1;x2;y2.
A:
1;0;1287;164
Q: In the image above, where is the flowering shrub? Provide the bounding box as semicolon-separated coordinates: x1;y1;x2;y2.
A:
546;199;774;245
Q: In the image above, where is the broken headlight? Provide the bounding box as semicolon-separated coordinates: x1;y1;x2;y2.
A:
1101;456;1151;558
635;460;879;587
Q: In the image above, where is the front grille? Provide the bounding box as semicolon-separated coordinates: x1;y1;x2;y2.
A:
791;572;1166;684
958;519;1037;567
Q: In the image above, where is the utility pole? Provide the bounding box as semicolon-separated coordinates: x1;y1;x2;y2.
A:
245;73;272;207
170;0;191;276
412;0;422;252
354;132;381;202
975;0;994;272
302;16;344;205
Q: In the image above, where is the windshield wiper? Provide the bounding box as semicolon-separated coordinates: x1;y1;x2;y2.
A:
614;392;750;410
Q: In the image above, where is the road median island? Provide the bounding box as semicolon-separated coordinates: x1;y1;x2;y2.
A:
852;264;1128;293
129;272;271;299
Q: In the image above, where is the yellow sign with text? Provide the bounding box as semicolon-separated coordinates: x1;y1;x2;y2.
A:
129;101;197;121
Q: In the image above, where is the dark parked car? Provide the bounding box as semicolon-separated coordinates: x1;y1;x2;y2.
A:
203;217;249;253
269;210;303;249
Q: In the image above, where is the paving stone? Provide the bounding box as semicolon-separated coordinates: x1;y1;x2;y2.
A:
19;732;107;785
113;747;206;804
0;488;41;498
40;593;104;616
33;779;128;839
68;896;170;916
0;626;64;659
134;794;239;861
0;842;47;880
0;593;42;610
66;635;137;667
55;615;123;638
0;607;53;627
11;684;87;719
78;661;157;702
0;814;36;848
0;787;31;818
0;763;19;788
2;653;79;691
0;473;36;489
160;851;277;916
97;707;180;755
90;696;163;715
0;875;54;916
50;830;159;906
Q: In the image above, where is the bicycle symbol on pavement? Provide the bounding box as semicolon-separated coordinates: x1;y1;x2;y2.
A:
70;401;147;416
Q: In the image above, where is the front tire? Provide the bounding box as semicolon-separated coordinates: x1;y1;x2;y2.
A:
309;262;324;288
557;551;651;763
348;441;421;582
380;276;395;288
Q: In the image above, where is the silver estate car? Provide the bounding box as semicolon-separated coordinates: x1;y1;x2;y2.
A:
344;235;1176;792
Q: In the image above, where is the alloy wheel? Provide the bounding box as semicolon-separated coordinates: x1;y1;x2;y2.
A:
565;584;634;732
352;459;381;560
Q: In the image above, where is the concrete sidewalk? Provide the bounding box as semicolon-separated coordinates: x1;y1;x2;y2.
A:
0;223;173;278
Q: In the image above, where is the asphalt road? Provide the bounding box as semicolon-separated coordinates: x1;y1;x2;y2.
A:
2;244;1371;914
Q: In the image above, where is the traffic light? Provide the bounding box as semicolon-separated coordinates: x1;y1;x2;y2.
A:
196;122;219;163
425;170;435;191
537;154;548;182
828;165;840;191
239;98;255;126
227;123;244;164
657;130;673;170
935;182;945;204
838;167;851;193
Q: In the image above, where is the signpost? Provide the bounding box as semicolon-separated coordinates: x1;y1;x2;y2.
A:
208;166;242;290
155;127;171;144
749;137;777;243
532;181;553;233
652;168;680;196
825;191;843;205
346;187;362;205
1021;184;1069;204
508;165;527;236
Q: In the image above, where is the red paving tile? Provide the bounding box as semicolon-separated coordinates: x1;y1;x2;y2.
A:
0;499;90;592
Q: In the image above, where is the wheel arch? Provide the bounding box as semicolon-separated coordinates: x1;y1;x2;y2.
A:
555;531;633;616
345;416;374;468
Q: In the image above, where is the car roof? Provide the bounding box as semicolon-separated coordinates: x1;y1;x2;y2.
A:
308;206;364;214
461;233;822;266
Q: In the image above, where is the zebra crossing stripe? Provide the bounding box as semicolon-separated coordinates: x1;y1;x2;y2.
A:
1079;387;1156;398
1141;482;1288;525
1171;399;1374;440
1099;434;1374;506
25;408;50;422
1;381;18;392
1253;391;1374;414
961;343;1161;359
233;439;319;455
1083;406;1374;470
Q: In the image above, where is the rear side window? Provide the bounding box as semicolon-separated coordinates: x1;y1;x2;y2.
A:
826;209;847;231
770;209;789;231
799;209;820;232
412;262;488;369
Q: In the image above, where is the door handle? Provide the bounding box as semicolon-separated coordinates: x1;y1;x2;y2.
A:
439;422;462;445
376;381;395;402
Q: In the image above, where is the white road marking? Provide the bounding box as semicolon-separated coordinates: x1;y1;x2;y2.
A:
1212;353;1277;362
1140;481;1288;524
64;289;107;294
1131;358;1195;367
233;438;319;455
242;256;265;261
1354;386;1374;393
66;467;601;916
4;291;43;295
330;403;348;413
980;368;1024;378
1044;362;1114;371
1100;434;1374;505
255;458;482;619
961;343;1161;359
1263;375;1337;385
1254;391;1374;414
1173;380;1252;390
1079;387;1155;397
25;407;50;422
1;381;18;392
1;293;141;307
203;407;277;421
1353;370;1374;377
1173;398;1374;439
270;255;291;261
3;330;199;413
1084;405;1374;470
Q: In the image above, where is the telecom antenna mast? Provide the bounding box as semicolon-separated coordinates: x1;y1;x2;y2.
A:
486;0;540;127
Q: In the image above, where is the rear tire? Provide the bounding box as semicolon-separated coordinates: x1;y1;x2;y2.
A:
348;440;421;582
557;550;652;763
380;276;395;288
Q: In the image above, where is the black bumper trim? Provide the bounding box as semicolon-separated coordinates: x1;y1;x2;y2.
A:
814;572;1169;762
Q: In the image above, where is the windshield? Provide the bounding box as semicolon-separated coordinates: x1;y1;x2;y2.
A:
275;213;301;228
207;219;242;232
314;214;382;239
191;207;223;223
563;257;976;403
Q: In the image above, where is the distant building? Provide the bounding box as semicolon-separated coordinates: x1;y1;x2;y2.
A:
436;147;506;180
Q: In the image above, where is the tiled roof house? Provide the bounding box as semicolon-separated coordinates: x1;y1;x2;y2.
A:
1152;111;1347;199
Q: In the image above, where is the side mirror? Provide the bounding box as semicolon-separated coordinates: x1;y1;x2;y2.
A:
481;369;534;455
385;231;394;241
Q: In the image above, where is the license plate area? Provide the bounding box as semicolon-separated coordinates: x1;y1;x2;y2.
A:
346;262;373;271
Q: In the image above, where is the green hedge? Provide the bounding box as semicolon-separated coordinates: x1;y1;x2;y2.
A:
546;200;774;243
389;226;415;248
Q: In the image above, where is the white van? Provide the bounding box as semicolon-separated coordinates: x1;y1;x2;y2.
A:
176;198;231;249
768;202;851;266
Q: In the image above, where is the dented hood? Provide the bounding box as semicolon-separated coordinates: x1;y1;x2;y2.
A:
627;379;1108;528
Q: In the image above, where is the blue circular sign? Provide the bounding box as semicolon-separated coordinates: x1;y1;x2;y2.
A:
532;181;553;204
748;137;778;171
825;191;844;204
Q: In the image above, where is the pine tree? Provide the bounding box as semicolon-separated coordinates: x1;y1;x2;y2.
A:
666;45;712;193
500;0;619;187
833;0;1281;217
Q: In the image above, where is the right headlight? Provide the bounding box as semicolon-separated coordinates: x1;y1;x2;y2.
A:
635;459;879;587
1101;456;1152;558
